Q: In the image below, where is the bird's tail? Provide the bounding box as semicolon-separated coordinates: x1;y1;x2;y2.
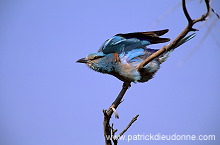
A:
173;33;196;49
158;33;196;63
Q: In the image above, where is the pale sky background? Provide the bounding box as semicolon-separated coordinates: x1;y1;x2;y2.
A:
0;0;220;145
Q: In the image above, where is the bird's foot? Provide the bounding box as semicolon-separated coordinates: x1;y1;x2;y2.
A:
111;106;119;119
123;82;131;89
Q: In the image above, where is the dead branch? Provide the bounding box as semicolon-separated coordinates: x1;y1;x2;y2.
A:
111;115;139;145
117;115;139;139
103;82;131;145
136;0;211;71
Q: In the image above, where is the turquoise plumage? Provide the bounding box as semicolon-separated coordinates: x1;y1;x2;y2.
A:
77;29;195;83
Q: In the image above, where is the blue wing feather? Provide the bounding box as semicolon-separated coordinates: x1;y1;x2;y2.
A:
98;29;170;55
99;36;151;54
125;48;146;61
122;48;158;63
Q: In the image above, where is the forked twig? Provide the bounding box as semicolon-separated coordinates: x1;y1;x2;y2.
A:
136;0;211;71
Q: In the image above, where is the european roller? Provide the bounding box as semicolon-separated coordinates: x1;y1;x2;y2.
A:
77;29;195;83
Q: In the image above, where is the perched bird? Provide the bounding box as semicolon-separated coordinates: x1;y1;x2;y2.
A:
77;29;195;83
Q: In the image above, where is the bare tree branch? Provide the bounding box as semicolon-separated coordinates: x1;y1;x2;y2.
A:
117;115;139;139
110;115;139;145
103;1;213;145
182;0;193;23
103;82;131;145
193;0;211;23
136;0;211;71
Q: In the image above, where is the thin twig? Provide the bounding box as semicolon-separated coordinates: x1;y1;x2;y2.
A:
110;115;139;145
178;18;218;65
103;82;131;145
112;115;139;145
211;8;220;19
182;0;192;23
193;0;211;24
117;115;139;139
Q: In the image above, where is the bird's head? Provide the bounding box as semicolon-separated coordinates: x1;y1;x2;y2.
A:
76;52;105;64
77;52;115;73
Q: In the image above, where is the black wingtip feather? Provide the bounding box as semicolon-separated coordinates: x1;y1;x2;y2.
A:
116;29;170;44
116;29;169;37
149;29;169;36
148;38;170;44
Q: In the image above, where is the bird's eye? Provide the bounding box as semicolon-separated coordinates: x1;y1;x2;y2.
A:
92;56;103;60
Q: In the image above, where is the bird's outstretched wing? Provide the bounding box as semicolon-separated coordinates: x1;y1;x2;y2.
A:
98;29;170;54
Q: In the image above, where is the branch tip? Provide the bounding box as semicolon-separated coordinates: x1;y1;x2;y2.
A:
117;114;139;139
136;0;211;70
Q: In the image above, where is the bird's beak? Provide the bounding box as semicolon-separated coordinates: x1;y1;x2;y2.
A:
76;58;88;63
